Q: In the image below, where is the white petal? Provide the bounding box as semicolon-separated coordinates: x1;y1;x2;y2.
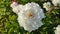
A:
55;25;60;34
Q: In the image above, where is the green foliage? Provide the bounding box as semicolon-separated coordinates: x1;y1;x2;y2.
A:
0;0;60;34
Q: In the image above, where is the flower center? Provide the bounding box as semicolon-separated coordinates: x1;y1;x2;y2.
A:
27;12;34;18
28;13;34;17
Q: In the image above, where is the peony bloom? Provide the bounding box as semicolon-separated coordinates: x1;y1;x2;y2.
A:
17;2;45;32
11;2;45;32
55;25;60;34
52;0;60;6
43;2;52;11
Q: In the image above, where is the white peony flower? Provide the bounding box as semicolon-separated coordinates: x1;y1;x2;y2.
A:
43;2;52;11
17;2;45;32
52;0;60;6
55;25;60;34
11;2;45;32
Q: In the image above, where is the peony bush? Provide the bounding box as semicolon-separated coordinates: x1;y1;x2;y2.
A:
0;0;60;34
